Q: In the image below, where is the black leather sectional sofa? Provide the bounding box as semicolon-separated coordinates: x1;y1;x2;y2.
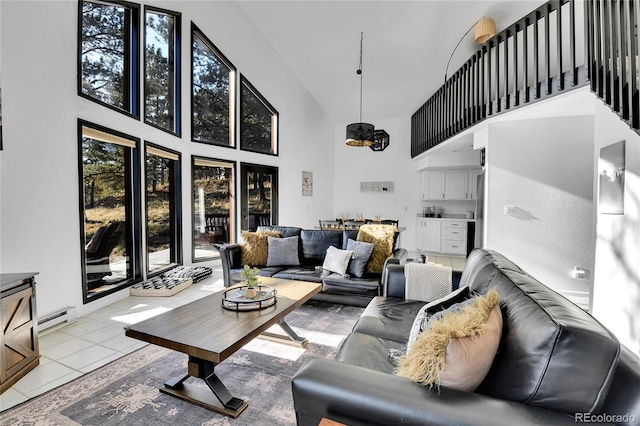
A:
291;249;640;425
217;225;408;307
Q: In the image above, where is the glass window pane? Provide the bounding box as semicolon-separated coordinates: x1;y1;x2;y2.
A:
192;30;234;146
81;1;132;112
240;78;278;155
82;137;131;294
146;150;179;273
193;161;234;261
145;10;178;133
247;171;272;231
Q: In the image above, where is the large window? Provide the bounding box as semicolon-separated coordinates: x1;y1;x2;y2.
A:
145;144;182;274
191;24;236;146
79;121;142;302
240;76;278;155
192;158;235;261
241;164;278;231
144;7;181;135
79;0;139;116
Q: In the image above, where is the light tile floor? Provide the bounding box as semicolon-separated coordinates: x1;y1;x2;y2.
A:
411;253;467;272
428;255;467;272
0;267;226;412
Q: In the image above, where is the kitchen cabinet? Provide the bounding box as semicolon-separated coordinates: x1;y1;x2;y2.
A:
446;169;468;200
420;170;445;200
416;219;472;256
416;219;441;252
420;168;482;200
441;221;467;255
1;273;40;394
468;169;483;200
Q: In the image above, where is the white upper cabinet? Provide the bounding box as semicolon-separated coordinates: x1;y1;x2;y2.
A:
446;169;468;200
420;170;445;200
420;168;481;200
468;169;483;200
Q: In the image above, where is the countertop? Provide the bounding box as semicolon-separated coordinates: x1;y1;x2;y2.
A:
416;214;476;222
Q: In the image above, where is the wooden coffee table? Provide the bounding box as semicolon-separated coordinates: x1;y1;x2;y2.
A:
125;277;321;418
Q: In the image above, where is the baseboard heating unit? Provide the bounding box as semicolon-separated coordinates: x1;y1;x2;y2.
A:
38;306;77;331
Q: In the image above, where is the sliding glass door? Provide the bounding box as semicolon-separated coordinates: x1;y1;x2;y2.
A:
192;157;235;261
240;163;278;231
79;122;142;301
145;144;181;274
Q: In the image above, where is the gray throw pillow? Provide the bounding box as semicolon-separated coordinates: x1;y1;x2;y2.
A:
322;245;354;277
346;238;374;278
266;236;300;266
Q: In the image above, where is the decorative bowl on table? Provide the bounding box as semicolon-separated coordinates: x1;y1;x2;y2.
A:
221;285;277;311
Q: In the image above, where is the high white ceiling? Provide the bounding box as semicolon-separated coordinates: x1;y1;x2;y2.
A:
238;0;546;124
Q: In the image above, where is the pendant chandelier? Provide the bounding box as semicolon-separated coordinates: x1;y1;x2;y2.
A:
346;32;374;147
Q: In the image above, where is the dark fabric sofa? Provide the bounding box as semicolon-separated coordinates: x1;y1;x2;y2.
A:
291;249;640;425
217;225;408;307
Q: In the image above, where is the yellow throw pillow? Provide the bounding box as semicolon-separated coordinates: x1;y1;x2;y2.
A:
356;224;397;273
240;231;280;266
396;288;502;392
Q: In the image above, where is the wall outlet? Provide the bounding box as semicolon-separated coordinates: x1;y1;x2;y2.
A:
572;266;587;279
504;205;516;214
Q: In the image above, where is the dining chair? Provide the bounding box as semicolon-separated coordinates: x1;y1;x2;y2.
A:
319;220;342;230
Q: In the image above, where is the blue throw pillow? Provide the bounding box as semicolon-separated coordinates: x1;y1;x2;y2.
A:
346;238;374;278
266;236;300;266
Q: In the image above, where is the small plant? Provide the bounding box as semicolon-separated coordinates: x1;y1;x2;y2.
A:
241;265;260;289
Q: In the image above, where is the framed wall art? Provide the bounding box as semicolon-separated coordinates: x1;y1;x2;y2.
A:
302;171;312;196
598;140;625;215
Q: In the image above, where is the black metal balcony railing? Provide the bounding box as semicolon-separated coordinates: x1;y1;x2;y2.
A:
586;0;640;130
412;0;640;157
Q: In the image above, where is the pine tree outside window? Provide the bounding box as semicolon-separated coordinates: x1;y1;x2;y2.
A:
191;24;236;147
79;0;139;117
144;7;181;135
240;75;278;155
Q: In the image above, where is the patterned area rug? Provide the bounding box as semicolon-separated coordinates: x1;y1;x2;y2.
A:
0;301;363;426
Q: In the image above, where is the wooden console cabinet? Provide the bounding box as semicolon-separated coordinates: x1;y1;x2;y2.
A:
1;272;40;394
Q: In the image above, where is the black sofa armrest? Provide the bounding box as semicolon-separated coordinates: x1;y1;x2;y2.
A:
390;247;408;264
381;250;407;297
382;263;407;298
217;243;242;287
292;358;577;426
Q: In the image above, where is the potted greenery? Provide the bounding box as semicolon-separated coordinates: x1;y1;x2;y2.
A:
241;264;260;298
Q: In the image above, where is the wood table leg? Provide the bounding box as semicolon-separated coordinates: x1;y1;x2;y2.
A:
159;356;247;418
260;318;309;347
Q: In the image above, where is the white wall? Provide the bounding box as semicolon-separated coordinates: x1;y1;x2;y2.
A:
332;116;424;249
484;115;595;307
592;98;640;353
0;1;334;320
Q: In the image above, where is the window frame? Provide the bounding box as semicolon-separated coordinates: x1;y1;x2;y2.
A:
240;163;279;231
78;119;143;304
191;156;237;262
77;0;141;119
144;142;183;276
190;22;237;148
143;5;181;136
239;74;279;156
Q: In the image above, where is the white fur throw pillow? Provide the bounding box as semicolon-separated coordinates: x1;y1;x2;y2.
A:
397;288;502;392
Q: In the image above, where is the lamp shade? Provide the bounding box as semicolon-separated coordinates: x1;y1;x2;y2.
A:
370;129;389;151
474;17;496;44
346;122;375;146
